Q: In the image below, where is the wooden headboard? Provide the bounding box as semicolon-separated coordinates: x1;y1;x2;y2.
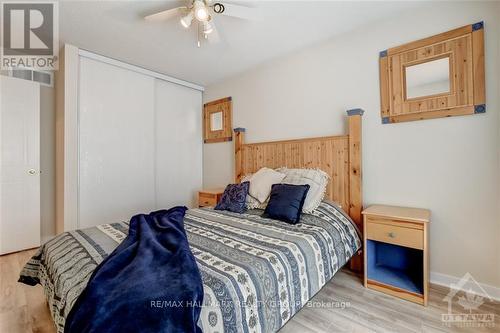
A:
233;109;364;271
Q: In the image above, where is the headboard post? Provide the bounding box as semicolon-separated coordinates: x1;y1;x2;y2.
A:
234;128;246;182
346;108;364;272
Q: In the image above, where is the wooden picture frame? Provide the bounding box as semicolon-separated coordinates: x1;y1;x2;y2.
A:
203;97;233;143
234;109;364;272
379;22;485;124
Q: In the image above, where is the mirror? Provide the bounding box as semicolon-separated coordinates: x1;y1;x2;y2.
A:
204;97;232;143
405;57;450;99
380;23;484;124
210;111;223;131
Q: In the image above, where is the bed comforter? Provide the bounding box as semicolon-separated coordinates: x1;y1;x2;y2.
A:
20;201;361;333
64;206;203;333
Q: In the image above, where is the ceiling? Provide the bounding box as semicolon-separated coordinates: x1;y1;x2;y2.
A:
59;1;425;86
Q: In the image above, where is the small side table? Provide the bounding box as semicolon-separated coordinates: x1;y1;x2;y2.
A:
362;205;430;305
198;188;224;208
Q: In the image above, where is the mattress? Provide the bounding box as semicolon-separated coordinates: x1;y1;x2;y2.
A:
20;201;361;333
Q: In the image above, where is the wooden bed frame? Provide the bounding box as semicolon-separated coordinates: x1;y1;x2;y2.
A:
233;109;364;272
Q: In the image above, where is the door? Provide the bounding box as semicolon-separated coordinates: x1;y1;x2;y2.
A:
0;75;40;254
78;57;156;228
155;79;202;208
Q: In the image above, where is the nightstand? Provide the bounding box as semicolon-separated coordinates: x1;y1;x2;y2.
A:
362;205;430;306
198;188;224;208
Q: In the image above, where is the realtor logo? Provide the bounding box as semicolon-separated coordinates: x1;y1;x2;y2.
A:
1;1;58;70
441;273;495;328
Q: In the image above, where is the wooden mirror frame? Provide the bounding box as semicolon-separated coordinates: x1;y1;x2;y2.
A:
203;97;233;143
379;22;485;124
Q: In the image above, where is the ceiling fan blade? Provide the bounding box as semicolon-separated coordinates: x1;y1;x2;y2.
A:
144;7;187;21
218;3;258;20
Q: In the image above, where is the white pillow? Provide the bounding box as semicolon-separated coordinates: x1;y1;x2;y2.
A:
248;167;286;203
277;167;329;213
241;174;268;209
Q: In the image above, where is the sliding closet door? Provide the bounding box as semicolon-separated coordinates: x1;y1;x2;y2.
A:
79;57;156;228
155;79;202;208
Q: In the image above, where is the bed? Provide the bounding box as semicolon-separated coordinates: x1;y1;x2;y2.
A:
20;202;360;332
20;110;364;332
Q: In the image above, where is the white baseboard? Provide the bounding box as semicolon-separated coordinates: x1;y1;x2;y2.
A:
431;271;500;302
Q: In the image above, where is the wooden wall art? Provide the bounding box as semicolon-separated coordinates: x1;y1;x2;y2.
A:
203;97;233;143
379;22;485;124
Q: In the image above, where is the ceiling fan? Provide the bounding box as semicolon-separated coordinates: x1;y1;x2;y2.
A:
145;0;255;47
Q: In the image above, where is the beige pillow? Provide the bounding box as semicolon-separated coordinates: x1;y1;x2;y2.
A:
277;167;329;213
241;174;267;209
247;167;286;203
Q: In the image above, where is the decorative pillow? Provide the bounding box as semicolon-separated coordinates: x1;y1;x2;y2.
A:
241;174;268;209
263;183;310;224
277;167;329;213
248;167;286;203
214;182;250;213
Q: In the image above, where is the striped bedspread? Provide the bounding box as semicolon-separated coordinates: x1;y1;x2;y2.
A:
20;201;360;333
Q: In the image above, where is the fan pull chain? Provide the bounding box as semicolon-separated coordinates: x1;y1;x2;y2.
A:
197;21;201;47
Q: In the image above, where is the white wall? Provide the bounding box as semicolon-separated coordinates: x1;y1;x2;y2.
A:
497;0;500;288
203;1;500;288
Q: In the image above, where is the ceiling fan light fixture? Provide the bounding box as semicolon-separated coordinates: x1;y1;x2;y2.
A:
194;0;209;21
180;11;193;28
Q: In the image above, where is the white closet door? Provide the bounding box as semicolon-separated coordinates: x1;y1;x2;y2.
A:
155;79;202;208
79;57;156;227
0;76;40;254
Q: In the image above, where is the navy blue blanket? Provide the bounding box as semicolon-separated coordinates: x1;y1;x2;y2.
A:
65;206;203;333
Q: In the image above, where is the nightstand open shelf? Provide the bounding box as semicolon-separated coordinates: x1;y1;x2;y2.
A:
366;240;423;295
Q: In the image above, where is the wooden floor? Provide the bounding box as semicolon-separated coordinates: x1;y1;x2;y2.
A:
1;249;498;333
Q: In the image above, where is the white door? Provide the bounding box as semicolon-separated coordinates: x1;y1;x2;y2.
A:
0;75;40;254
78;57;156;228
155;79;202;208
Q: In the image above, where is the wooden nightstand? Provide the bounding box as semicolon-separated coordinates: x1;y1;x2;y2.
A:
362;205;430;306
198;188;224;208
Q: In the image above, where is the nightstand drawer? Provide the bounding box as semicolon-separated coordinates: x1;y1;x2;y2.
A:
198;188;225;208
366;220;423;250
198;195;217;207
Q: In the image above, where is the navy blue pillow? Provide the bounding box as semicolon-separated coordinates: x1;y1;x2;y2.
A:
214;182;250;213
263;183;310;224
